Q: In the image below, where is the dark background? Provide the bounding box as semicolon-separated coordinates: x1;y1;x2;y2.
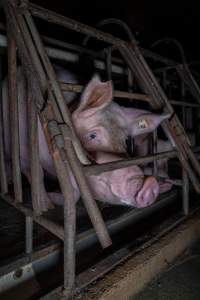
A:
32;0;200;63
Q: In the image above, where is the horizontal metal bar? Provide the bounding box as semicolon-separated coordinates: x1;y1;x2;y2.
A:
84;150;177;176
60;82;200;107
0;21;180;67
30;3;124;46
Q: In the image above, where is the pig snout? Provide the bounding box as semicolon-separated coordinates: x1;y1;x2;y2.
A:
135;176;160;208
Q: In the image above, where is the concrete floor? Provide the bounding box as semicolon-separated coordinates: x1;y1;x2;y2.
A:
134;241;200;300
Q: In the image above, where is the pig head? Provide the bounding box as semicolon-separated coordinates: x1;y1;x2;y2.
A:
72;75;171;154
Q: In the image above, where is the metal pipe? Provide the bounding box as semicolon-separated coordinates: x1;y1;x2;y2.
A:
182;168;189;215
28;84;43;214
52;147;76;296
25;216;33;254
60;82;200;107
0;51;8;193
85;150;177;176
0;21;181;67
0;32;126;75
30;3;123;46
7;20;23;203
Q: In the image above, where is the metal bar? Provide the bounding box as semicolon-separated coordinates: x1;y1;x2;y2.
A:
7;20;23;203
0;20;182;67
0;51;8;193
60;81;200;107
30;4;123;46
25;216;33;254
2;194;64;240
28;85;43;215
85;150;177;176
61;133;112;248
52;147;76;296
182;168;189;215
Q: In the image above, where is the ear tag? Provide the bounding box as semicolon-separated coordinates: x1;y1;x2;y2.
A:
137;119;148;130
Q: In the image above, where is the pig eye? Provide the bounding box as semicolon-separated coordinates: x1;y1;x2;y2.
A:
85;132;97;141
89;132;97;139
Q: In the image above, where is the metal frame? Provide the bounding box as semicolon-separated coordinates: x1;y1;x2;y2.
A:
0;0;200;298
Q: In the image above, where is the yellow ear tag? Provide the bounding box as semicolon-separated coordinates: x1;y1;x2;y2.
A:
137;119;148;130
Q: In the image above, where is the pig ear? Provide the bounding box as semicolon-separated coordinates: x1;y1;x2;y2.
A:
77;75;113;112
131;112;171;136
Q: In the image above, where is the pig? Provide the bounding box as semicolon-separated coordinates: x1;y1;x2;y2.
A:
72;75;173;180
2;66;171;211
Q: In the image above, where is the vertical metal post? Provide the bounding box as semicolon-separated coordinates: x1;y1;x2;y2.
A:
28;84;43;214
52;147;76;298
25;216;33;254
182;168;189;215
7;22;23;203
0;51;8;194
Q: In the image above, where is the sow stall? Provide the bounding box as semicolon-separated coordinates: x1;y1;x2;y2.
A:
0;0;200;298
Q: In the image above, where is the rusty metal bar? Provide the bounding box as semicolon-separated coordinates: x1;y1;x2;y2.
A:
85;150;177;176
30;4;123;46
7;21;23;203
0;52;8;194
182;168;189;215
60;82;200;107
52;146;76;296
28;85;43;215
61;132;112;248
